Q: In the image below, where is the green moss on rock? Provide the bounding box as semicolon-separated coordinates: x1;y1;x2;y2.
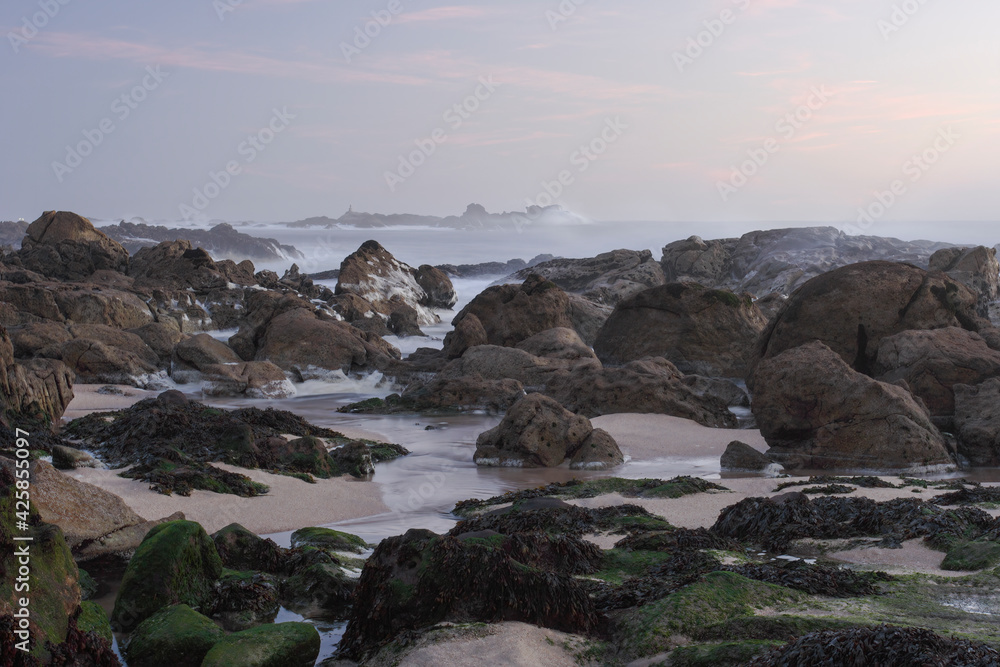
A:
942;540;1000;571
76;600;112;642
200;622;321;667
123;603;224;667
112;520;223;632
290;527;367;554
666;640;783;666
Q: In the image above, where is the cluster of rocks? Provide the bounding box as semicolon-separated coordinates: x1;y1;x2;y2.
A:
100;220;303;260
0;212;468;402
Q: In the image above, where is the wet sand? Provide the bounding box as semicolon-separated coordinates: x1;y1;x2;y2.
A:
591;413;769;461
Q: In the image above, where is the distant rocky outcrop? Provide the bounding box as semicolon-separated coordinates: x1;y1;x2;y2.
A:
751;341;952;470
336;241;456;326
594;283;767;377
285;203;590;231
16;211;130;281
101;220;302;261
504;249;666;306
436;254;556;278
474;393;624;470
660;227;955;298
0;220;28;248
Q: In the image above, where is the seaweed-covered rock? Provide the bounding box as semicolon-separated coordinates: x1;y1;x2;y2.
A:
473;393;623;469
751;341;951;470
209;572;279;631
745;624;1000;667
201;622;321;667
122;604;224;667
940;539;1000;571
279;563;355;618
290;527;368;554
211;523;287;573
112;520;223;631
337;528;599;660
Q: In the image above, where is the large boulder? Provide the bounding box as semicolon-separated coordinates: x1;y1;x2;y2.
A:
415;264;458;308
17;211;129;280
1;325;74;427
129;240;229;291
439;344;599;389
506;248;666;305
929;245;1000;318
228;291;315;360
122;603;225;667
15;458;150;555
751;341;952;470
756;261;986;375
60;336;160;385
594;283;768;377
474;393;623;469
200;622;321;667
112;520;223;631
953;378;1000;466
873;327;1000;417
255;307;400;379
443;275;575;354
661;227;951;297
544;357;738;427
515;327;596;360
336;240;452;325
130;321;185;364
338;528;599;660
8;321;73;358
200;361;294;399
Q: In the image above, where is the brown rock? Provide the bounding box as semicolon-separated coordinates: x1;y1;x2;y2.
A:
415;264;458;309
720;441;773;472
336;241;444;325
444;275;575;351
544;357;738;427
128;321;185;364
1;326;75;427
570;428;625;470
255;308;399;378
440;345;599;389
474;393;620;468
129;240;229;291
756;261;986;375
929;246;999;318
873;327;1000;416
399;375;525;414
953;379;1000;466
751;341;952;470
515;327;596;361
9;322;73;358
201;361;293;399
442;312;488;358
594;283;767;377
17;211;130;280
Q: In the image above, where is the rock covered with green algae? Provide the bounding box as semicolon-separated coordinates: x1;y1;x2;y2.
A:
0;461;119;665
337;527;601;660
290;526;369;554
122;604;225;667
200;622;321;667
112;519;223;632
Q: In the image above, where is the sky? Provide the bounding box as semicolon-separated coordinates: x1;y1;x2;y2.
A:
2;0;999;234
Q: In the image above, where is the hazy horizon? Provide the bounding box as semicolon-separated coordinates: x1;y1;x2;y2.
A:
3;1;1000;232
